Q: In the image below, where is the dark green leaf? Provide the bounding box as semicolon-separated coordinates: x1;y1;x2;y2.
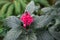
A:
4;16;21;28
41;31;54;40
55;1;60;8
49;24;60;40
28;33;37;40
41;7;52;14
17;34;28;40
34;0;50;6
18;33;37;40
36;31;54;40
3;27;22;40
32;15;54;29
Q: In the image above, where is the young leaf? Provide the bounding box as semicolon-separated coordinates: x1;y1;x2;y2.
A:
25;1;35;14
3;27;22;40
4;16;21;28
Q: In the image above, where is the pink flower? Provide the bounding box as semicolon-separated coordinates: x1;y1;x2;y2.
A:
20;12;34;28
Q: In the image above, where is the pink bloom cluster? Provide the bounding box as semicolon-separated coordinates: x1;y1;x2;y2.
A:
20;12;34;28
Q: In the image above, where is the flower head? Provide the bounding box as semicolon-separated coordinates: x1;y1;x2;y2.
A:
20;12;34;28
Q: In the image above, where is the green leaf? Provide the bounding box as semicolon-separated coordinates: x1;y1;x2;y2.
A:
0;2;11;18
25;1;35;14
0;28;3;33
4;16;21;28
28;33;37;40
14;0;21;14
17;34;28;40
41;7;52;14
36;31;54;40
55;1;60;8
34;0;50;6
18;33;37;40
6;4;14;17
3;27;22;40
32;15;54;29
0;27;9;37
49;24;60;40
